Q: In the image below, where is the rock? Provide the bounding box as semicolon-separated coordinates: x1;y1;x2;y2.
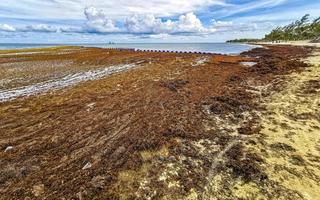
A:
4;146;14;152
82;162;92;170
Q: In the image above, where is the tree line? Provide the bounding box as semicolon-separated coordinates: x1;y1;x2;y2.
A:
227;14;320;43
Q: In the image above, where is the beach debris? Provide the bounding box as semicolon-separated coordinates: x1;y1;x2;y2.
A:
90;175;107;189
32;184;45;197
82;162;92;170
111;146;126;158
192;57;208;66
270;142;296;152
290;155;305;166
86;102;96;111
240;61;256;67
206;95;250;115
300;79;320;94
159;79;189;92
4;146;14;152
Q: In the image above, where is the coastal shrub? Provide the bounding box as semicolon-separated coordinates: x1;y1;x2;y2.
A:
264;14;320;41
228;14;320;42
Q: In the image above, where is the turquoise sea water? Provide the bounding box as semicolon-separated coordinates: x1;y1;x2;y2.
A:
0;43;259;55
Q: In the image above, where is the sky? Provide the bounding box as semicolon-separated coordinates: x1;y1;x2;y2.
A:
0;0;319;43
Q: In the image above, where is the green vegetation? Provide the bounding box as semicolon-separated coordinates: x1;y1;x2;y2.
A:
226;38;261;43
228;14;320;43
265;14;320;41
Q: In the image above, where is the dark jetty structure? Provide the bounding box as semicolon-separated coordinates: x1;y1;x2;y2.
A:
104;47;215;55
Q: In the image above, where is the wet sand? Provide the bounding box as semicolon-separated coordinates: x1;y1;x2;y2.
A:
0;45;319;199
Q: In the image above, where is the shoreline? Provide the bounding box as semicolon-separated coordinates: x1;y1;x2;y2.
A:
0;44;319;199
251;40;320;48
0;43;260;55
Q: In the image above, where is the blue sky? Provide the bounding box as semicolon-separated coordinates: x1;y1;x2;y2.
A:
0;0;319;43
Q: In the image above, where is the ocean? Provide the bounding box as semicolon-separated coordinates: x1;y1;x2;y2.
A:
0;43;259;55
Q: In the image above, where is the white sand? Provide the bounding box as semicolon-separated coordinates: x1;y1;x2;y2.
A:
254;40;320;47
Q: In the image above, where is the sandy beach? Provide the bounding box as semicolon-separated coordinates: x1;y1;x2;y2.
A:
254;40;320;48
0;44;319;199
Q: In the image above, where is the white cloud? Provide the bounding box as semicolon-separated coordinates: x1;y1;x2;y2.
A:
21;24;59;32
211;20;233;28
148;33;169;39
138;33;170;39
175;12;208;33
84;7;120;33
1;0;319;42
81;7;216;35
125;14;161;33
60;26;84;33
0;0;227;20
0;24;16;32
0;6;265;37
124;12;212;34
210;20;257;33
0;24;83;34
127;12;217;34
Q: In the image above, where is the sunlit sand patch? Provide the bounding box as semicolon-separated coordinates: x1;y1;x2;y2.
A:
240;61;257;67
230;182;258;199
114;146;173;199
0;63;137;102
234;49;320;199
112;137;233;199
140;146;169;161
0;46;82;54
0;51;79;57
303;51;320;66
191;57;209;66
201;99;262;199
0;51;45;56
0;48;85;57
116;163;154;199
